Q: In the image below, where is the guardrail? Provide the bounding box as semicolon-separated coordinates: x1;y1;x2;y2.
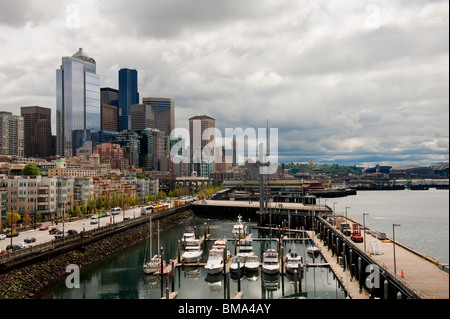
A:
0;203;191;266
318;216;429;299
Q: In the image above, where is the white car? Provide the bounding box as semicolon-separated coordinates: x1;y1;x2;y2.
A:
17;242;30;249
91;214;99;219
90;218;98;225
0;234;6;240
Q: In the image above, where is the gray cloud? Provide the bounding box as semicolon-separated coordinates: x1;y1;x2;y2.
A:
0;0;448;165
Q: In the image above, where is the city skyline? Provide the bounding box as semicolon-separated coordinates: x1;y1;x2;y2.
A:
0;0;448;166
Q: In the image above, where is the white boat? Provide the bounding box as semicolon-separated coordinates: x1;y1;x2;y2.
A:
182;239;203;263
230;256;245;273
285;252;304;274
143;218;165;275
182;227;196;244
236;237;255;258
262;248;280;274
307;242;321;256
244;255;260;272
204;249;224;275
232;215;247;238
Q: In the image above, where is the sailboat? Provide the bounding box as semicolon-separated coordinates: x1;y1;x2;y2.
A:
143;217;165;275
307;240;321;256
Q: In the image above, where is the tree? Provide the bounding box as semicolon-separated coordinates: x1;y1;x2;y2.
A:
21;163;42;176
6;212;21;228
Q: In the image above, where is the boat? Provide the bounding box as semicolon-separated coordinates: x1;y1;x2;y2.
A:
204;249;224;275
307;242;321;256
181;234;203;263
230;256;245;273
244;255;260;272
236;237;255;258
143;217;165;275
262;248;280;274
285;252;304;274
232;215;247;238
182;227;196;245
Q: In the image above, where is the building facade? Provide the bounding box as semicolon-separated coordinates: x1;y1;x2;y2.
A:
189;115;215;177
142;97;174;136
118;69;139;132
21;106;52;158
130;103;155;130
0;112;24;157
56;48;101;157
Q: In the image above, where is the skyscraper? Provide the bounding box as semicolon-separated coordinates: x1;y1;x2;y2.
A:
56;48;101;157
130;104;155;130
142;97;174;136
101;87;119;132
189;115;215;177
0;112;24;157
21;106;52;158
118;68;139;132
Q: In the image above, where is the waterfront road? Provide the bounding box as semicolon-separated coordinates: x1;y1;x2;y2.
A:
1;206;144;251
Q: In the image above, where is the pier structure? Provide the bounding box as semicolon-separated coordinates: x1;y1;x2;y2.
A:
314;215;449;299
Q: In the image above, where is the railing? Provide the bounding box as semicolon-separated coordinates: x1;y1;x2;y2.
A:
318;216;429;299
0;203;192;266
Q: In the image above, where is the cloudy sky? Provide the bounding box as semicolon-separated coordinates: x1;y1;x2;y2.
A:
0;0;448;165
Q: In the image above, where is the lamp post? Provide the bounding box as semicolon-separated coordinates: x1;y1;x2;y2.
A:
393;224;400;275
333;202;337;225
345;207;350;225
363;213;369;252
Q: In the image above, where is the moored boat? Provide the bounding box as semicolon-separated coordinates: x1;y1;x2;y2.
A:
262;248;279;274
285;252;304;274
244;255;260;272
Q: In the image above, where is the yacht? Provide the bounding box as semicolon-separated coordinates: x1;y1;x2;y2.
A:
285;252;304;274
181;238;203;263
307;242;321;256
204;249;224;275
232;215;247;238
236;237;255;259
244;255;260;272
262;248;280;274
230;256;245;273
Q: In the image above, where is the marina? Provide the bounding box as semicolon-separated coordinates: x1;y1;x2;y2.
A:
35;189;448;300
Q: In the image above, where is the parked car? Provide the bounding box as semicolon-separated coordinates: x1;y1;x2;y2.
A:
67;229;78;236
102;211;111;217
39;225;49;231
24;236;36;243
90;219;98;225
54;231;66;239
6;244;21;252
0;234;6;240
6;232;18;238
49;228;60;234
17;242;30;249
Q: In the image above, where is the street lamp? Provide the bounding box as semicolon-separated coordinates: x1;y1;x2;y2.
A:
333;202;337;225
393;224;401;275
363;213;369;252
345;207;350;225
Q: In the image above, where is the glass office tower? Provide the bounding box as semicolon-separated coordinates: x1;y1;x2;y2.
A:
118;68;139;132
56;48;100;156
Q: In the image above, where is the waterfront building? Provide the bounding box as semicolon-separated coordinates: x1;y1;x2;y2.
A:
118;69;139;132
109;130;140;168
189;115;215;177
93;143;127;171
0;175;58;221
21;106;52;158
142;97;174;136
130;103;155;130
92;176;136;199
0;191;6;228
56;48;101;157
0;112;24;157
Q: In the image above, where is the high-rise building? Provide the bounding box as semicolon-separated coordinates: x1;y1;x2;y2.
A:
21;106;52;158
189;115;215;177
0;112;24;157
100;87;119;132
142;97;174;136
118;69;139;132
56;48;101;157
130;103;155;130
